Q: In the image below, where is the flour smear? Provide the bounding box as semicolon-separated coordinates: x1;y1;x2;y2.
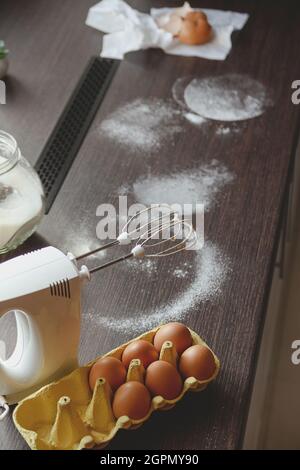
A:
184;112;206;126
99;98;182;152
88;242;230;335
120;160;234;213
183;74;273;121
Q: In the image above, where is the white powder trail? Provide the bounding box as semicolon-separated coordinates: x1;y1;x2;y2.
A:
88;242;230;335
99;98;182;152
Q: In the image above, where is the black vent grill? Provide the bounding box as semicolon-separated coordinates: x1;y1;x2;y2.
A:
35;57;119;213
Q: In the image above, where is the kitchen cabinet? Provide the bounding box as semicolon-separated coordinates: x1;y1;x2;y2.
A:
244;138;300;448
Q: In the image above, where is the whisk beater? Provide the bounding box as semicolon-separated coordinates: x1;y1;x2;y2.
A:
76;204;179;261
88;219;197;274
75;205;197;274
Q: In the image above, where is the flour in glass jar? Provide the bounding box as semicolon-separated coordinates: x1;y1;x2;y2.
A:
0;156;43;250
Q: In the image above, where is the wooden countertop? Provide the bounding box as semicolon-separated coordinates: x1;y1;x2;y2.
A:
0;0;300;450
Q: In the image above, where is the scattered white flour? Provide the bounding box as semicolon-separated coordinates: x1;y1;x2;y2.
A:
216;125;242;136
216;126;231;136
68;229;109;262
89;242;230;335
184;112;206;126
184;74;273;121
173;268;189;279
119;258;195;280
124;257;159;276
100;74;264;152
99;98;182;152
121;160;234;213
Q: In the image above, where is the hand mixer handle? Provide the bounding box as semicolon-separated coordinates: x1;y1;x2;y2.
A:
0;246;82;403
0;302;43;397
0;284;81;402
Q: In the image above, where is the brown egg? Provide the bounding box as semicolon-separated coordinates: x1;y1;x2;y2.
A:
145;361;183;400
112;381;151;420
185;11;208;22
179;11;212;45
179;344;216;381
154;322;192;356
122;340;158;369
89;356;126;392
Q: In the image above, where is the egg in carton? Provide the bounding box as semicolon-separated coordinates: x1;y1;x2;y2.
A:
13;326;220;450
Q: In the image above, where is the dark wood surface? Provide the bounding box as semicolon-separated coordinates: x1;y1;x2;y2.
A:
0;0;300;450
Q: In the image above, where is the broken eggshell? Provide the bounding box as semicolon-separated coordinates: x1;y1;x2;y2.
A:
155;1;193;36
156;13;183;36
175;1;193;18
155;2;212;46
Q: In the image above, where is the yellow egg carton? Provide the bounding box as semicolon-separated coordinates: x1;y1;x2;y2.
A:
13;326;220;450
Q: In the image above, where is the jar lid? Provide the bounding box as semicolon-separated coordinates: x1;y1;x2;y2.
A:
0;130;19;174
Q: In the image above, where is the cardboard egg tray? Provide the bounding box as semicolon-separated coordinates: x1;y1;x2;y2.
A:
13;326;220;450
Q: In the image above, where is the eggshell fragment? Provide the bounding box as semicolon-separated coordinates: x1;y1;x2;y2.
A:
175;1;193;18
164;14;183;35
112;381;151;420
154;322;192;356
122;340;158;369
145;361;183;400
89;357;126;392
155;13;170;29
179;344;216;381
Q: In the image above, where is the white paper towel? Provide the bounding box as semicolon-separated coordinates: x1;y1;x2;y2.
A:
86;0;249;61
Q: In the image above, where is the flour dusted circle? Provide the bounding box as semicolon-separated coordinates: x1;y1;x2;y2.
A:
184;74;273;121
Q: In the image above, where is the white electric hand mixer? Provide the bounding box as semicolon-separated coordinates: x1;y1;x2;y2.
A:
0;205;196;416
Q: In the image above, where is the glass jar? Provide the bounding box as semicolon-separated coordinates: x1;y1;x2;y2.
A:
0;130;45;254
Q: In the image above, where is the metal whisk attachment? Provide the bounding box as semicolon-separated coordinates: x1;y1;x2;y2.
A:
75;204;197;274
76;204;178;261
